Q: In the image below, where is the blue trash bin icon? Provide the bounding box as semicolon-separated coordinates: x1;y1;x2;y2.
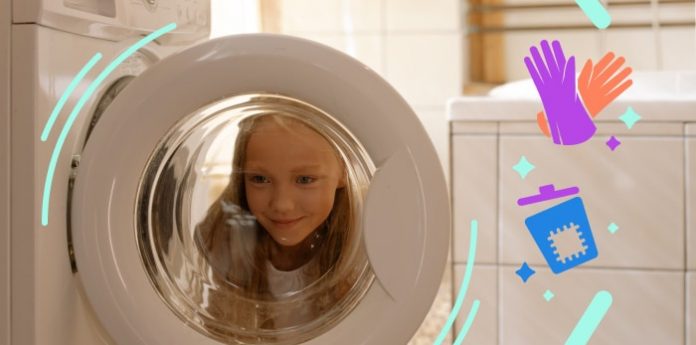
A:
518;184;599;274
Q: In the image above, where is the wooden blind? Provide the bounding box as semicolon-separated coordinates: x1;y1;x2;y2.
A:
466;0;696;87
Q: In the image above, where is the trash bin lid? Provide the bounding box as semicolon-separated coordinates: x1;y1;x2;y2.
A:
517;184;580;206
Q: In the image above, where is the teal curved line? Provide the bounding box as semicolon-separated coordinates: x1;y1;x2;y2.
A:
565;290;613;345
453;299;480;345
575;0;612;30
41;22;177;226
41;53;103;142
433;219;478;345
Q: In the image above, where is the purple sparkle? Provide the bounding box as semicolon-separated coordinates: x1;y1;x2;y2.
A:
606;136;621;151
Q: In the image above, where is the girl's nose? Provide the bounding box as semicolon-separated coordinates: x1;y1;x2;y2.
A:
269;184;295;212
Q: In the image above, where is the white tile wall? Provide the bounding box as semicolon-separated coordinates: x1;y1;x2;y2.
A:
451;119;691;344
385;33;462;107
604;28;659;70
277;0;462;179
660;27;696;71
504;30;601;82
498;123;685;270
453;265;498;345
451;128;498;264
385;0;460;32
280;0;382;33
287;33;384;74
500;266;684;344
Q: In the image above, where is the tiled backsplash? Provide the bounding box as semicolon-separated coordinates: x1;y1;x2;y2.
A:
450;114;695;344
499;267;685;344
498;123;685;270
451;130;499;265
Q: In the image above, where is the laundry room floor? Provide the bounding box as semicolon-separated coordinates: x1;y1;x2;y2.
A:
409;267;453;344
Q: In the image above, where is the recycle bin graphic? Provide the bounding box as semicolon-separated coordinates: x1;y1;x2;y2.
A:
517;184;599;274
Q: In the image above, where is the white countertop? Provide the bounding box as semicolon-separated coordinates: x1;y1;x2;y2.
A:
448;72;696;122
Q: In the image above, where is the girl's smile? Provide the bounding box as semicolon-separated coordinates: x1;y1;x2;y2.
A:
243;116;345;247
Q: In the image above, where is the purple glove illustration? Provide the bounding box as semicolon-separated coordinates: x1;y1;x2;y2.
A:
524;40;596;145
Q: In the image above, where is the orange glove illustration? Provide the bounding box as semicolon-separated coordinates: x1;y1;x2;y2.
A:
537;52;633;137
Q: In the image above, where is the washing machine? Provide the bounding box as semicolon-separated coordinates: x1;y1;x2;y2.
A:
4;1;451;344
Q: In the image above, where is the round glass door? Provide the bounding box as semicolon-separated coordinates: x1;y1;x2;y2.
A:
70;34;449;345
136;93;375;344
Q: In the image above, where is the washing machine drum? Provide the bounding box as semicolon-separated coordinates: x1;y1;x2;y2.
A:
71;34;450;345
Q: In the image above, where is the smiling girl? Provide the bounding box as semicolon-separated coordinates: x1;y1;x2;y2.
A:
194;112;370;340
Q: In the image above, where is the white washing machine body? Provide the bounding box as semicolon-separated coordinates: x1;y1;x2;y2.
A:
8;0;208;344
7;2;451;345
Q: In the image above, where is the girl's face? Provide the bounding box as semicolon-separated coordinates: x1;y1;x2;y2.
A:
243;117;345;247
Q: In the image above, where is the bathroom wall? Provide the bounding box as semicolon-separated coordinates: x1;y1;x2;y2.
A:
451;119;693;343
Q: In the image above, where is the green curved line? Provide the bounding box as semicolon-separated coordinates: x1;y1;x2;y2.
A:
453;300;480;345
41;53;103;142
41;22;177;226
433;219;478;345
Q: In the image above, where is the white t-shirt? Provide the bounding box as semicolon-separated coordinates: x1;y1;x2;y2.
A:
266;260;310;298
265;260;318;328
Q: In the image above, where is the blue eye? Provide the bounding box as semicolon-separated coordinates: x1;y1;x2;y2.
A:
296;176;316;184
249;175;269;184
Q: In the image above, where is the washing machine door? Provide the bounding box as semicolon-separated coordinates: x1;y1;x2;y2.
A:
71;34;450;345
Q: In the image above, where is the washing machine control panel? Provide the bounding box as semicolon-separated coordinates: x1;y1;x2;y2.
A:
124;0;210;38
13;0;210;43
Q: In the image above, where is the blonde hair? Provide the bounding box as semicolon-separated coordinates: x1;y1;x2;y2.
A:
194;113;362;334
